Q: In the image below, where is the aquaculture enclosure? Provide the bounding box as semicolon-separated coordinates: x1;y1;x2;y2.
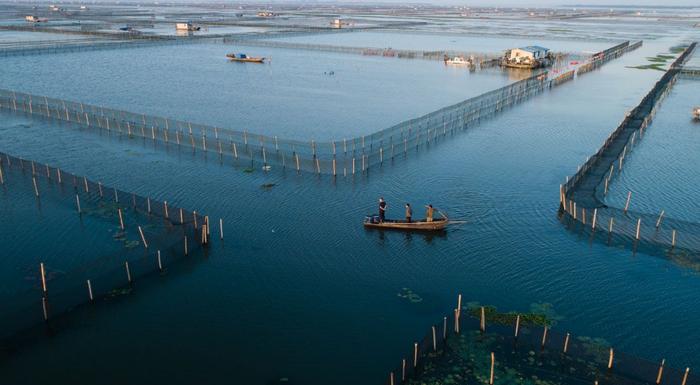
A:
0;152;205;347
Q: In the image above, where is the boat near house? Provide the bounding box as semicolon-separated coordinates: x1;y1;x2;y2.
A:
175;21;200;31
501;46;553;69
25;15;48;23
226;53;265;63
444;56;473;66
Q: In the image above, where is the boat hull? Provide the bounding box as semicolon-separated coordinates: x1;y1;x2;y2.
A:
226;55;265;63
363;218;449;231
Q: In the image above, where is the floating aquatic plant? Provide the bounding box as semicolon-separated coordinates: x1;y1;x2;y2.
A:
397;287;423;303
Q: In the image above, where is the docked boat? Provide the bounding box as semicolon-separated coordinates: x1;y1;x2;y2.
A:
444;56;472;66
226;53;265;63
363;215;449;231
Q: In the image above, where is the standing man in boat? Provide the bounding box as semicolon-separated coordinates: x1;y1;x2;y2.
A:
425;204;434;222
405;203;412;223
379;197;387;223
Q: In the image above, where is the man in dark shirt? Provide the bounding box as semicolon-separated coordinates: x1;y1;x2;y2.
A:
379;197;387;222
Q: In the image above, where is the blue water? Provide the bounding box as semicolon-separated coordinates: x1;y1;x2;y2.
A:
0;42;515;141
606;79;700;223
1;36;700;384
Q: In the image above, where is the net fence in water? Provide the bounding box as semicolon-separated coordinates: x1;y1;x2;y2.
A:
385;303;695;385
0;151;207;348
559;42;699;261
0;41;637;178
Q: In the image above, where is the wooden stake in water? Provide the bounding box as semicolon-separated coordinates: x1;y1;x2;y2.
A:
87;279;94;301
32;177;39;197
442;316;447;340
624;191;632;213
401;359;406;381
184;235;189;256
592;208;598;230
138;226;148;249
489;352;495;385
125;261;132;283
431;326;437;351
219;218;224;240
413;342;418;368
672;229;677;248
514;314;520;338
655;210;665;228
609;217;614;233
681;368;690;385
0;165;4;184
157;250;163;271
40;262;47;294
118;208;125;230
480;306;486;332
76;194;82;214
454;308;460;334
164;201;169;219
389;372;394;385
457;293;462;316
541;326;548;348
635;218;641;240
656;359;665;384
608;348;614;369
563;333;570;353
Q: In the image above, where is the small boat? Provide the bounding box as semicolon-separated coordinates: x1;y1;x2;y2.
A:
693;106;700;120
363;214;449;231
444;56;472;66
226;53;265;63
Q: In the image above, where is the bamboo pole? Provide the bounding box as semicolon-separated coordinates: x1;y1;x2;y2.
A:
624;191;632;213
514;315;520;338
87;279;93;301
480;306;486;332
125;261;132;283
402;359;406;382
443;316;447;340
563;333;570;353
608;348;614;369
157;250;163;271
138;226;148;249
541;326;548;348
457;294;462;316
454;308;460;334
489;352;495;385
656;359;665;384
32;177;39;197
672;230;677;248
655;210;665;228
118;208;125;230
681;368;689;385
635;218;641;240
413;342;418;368
75;194;81;214
184;235;189;256
432;326;437;352
609;217;614;233
592;208;598;230
389;372;394;385
40;262;47;294
219;218;224;240
0;165;4;185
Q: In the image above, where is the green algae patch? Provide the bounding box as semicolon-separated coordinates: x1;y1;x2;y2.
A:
464;302;561;327
398;287;423;303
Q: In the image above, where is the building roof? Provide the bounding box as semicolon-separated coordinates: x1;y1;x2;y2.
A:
518;46;550;53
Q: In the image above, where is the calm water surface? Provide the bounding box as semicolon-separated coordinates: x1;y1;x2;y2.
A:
0;43;516;140
1;38;700;384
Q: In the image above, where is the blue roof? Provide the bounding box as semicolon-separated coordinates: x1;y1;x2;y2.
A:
519;45;549;52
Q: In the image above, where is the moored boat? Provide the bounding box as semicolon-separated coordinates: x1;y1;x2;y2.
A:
444;56;472;66
226;53;265;63
363;215;449;231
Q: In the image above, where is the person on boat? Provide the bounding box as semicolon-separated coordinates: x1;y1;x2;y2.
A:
379;197;387;223
425;204;434;222
405;203;412;223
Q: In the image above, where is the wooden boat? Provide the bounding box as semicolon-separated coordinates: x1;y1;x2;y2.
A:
363;215;449;231
226;53;265;63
